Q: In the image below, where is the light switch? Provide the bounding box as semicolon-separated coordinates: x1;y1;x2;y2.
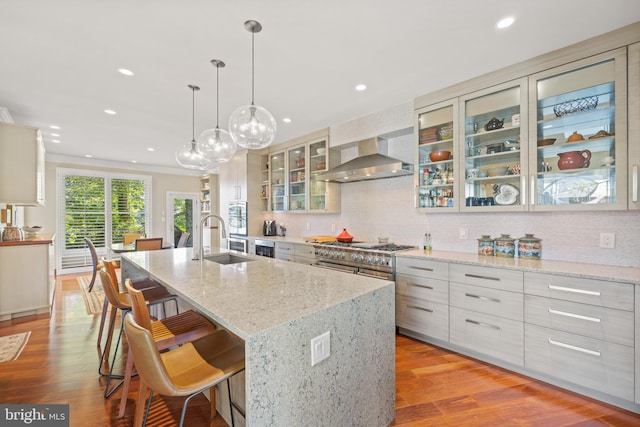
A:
311;331;330;366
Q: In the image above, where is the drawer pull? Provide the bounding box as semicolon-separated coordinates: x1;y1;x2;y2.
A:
548;284;600;296
548;338;601;357
407;304;433;313
465;273;500;282
410;266;434;272
465;319;500;330
465;293;500;303
408;282;434;290
548;308;601;323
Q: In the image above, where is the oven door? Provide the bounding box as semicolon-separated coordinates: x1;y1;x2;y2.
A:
313;260;358;274
357;267;394;281
228;237;248;253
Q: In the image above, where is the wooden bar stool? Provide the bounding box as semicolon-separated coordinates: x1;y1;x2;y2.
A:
116;279;217;418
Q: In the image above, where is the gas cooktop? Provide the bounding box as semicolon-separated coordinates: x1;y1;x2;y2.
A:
315;241;415;252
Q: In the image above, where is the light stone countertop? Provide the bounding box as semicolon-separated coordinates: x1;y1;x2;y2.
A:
121;247;393;340
398;249;640;284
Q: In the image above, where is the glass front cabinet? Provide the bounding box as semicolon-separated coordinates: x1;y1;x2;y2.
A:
287;145;307;212
270;150;286;212
528;49;628;211
459;78;528;211
415;100;458;211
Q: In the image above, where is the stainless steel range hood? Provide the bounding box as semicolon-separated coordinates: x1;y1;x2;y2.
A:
318;137;413;183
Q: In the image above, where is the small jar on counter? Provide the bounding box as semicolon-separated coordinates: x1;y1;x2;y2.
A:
477;235;494;256
494;234;515;257
517;234;542;259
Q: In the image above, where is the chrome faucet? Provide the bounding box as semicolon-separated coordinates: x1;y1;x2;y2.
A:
193;213;227;261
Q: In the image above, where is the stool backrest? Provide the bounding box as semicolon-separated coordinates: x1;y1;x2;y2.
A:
124;279;153;332
123;233;144;246
99;269;129;310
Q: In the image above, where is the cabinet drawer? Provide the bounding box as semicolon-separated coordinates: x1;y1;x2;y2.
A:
450;306;523;366
524;272;633;311
396;295;449;342
395;257;448;280
396;273;448;305
525;324;634;401
450;264;523;292
295;244;315;258
275;242;294;252
450;282;523;322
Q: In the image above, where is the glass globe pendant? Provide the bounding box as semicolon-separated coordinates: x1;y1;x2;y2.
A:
228;20;277;149
175;85;211;170
198;59;237;163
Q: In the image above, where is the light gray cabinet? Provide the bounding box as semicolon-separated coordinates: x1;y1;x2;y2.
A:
0;122;45;205
293;243;315;265
275;241;294;262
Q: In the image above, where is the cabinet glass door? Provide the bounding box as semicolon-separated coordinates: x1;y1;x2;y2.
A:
288;145;306;211
416;101;457;210
309;139;328;211
530;50;627;210
270;151;285;212
260;154;269;211
461;79;528;211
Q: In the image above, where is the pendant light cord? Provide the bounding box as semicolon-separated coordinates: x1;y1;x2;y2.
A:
216;64;220;129
251;30;255;106
191;86;196;142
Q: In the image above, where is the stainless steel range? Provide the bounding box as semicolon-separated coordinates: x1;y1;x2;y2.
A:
313;242;415;280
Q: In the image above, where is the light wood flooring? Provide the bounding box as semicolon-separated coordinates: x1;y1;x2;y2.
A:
1;273;639;426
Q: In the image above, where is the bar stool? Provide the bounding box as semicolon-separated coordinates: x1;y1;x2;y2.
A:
117;279;217;418
98;267;178;398
123;314;245;427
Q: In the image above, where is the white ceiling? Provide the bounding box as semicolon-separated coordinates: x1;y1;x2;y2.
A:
1;1;639;173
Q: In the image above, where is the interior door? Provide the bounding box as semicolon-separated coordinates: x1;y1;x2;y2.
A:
166;192;199;248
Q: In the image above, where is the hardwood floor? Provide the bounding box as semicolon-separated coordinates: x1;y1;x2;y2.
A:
1;273;639;427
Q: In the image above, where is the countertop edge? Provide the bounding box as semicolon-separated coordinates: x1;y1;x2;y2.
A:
0;233;55;246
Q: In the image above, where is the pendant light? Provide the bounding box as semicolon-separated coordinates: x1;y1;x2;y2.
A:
228;20;277;149
175;85;211;170
198;59;237;163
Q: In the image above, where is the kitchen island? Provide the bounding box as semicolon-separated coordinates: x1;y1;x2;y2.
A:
120;247;395;427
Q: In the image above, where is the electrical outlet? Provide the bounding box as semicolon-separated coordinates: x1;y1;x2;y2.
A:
331;224;336;233
599;232;615;249
311;331;330;366
459;228;468;240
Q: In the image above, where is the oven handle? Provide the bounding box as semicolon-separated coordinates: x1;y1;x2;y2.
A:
356;270;394;281
313;263;358;274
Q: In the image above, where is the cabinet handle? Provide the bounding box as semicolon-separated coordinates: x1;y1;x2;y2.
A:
548;338;600;357
548;308;601;323
407;304;433;313
548;284;600;297
465;293;500;303
407;282;434;290
520;175;526;206
465;273;500;281
410;266;434;272
465;319;500;330
633;164;638;203
529;174;535;206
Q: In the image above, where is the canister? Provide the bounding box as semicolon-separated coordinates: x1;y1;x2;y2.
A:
494;234;515;257
517;233;542;259
477;235;494;256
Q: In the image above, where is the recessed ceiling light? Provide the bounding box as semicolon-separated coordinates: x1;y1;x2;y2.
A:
496;16;515;29
118;68;135;76
51;139;60;143
131;160;137;163
85;154;92;158
147;147;155;152
50;125;60;130
50;133;60;137
282;117;292;123
355;84;367;91
104;109;117;115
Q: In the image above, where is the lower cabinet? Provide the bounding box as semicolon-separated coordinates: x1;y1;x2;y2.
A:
395;255;638;413
275;241;294;262
294;243;315;265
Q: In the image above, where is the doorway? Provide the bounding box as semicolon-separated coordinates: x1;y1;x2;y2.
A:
166;192;200;249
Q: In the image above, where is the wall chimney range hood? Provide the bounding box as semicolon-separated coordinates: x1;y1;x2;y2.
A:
318;137;413;183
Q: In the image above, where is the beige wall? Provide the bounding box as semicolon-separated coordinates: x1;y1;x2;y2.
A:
24;160;201;245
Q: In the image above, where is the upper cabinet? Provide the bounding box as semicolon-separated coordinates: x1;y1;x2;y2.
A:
528;49;627;211
269;149;286;212
460;79;528;211
628;42;640;210
415;100;458;210
287;144;307;212
0;123;45;206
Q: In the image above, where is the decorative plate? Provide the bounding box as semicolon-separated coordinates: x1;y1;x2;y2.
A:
543;177;599;204
493;183;519;205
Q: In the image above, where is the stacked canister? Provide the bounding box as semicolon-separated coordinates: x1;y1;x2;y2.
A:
477;233;541;259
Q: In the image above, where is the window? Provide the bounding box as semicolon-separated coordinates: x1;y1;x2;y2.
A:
56;168;151;272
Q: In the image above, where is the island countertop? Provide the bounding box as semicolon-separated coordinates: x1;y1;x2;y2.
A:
121;247;393;340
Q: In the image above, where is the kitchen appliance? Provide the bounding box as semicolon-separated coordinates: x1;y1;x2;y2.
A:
255;239;275;258
313;241;414;280
263;220;276;236
228;202;247;236
318;137;413;182
228;237;249;253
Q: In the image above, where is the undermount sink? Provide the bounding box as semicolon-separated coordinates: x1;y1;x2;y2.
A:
203;253;255;265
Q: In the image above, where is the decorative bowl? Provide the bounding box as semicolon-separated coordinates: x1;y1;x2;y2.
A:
22;226;42;234
316;148;326;155
537;138;556;147
429;151;451;162
488;166;509;177
567;131;585;143
377;237;389;244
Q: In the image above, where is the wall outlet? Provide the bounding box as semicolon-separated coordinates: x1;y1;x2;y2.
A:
311;331;330;366
599;232;615;249
459;228;468;240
